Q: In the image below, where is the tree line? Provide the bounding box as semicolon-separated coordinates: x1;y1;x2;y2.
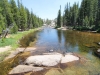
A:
0;0;43;34
57;0;100;32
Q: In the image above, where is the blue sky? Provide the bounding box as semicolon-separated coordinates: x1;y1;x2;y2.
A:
15;0;82;20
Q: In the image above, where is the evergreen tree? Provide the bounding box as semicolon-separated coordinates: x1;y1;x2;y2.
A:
10;0;19;26
25;8;32;29
10;22;18;34
62;0;100;31
1;0;14;27
0;7;5;34
0;0;43;35
19;4;27;30
57;6;61;27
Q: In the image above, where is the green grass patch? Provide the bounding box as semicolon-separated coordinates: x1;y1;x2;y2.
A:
0;38;15;47
0;28;39;62
0;28;38;48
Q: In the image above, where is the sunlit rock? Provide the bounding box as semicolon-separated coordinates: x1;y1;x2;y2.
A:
61;27;67;30
61;53;79;63
4;48;25;60
12;48;25;55
62;28;67;30
25;53;63;67
49;49;53;52
97;49;100;52
25;53;80;67
25;47;36;52
4;54;15;60
57;28;61;30
0;46;11;53
9;65;43;75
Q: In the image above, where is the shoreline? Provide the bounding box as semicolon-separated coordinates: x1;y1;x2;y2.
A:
0;27;41;62
56;26;100;34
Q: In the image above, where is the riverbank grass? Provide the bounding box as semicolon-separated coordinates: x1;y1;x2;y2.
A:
0;28;38;62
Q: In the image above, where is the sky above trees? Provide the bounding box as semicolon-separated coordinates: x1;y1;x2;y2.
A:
15;0;82;20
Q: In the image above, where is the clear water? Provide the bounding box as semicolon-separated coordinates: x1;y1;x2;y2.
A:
2;27;100;75
30;27;100;75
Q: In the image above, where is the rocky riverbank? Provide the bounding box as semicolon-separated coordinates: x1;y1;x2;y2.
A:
9;53;79;75
5;47;88;75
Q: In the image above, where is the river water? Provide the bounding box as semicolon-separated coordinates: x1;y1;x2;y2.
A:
31;27;100;55
1;27;100;75
30;27;100;75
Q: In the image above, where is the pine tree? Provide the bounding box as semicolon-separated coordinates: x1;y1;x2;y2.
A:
57;6;61;27
64;3;70;26
83;16;89;27
62;0;100;31
25;8;32;29
0;0;43;34
10;22;18;34
19;4;27;30
1;0;14;27
10;0;19;26
0;7;5;34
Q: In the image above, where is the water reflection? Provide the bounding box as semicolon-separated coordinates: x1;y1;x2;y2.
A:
19;31;38;47
19;27;100;54
19;27;100;74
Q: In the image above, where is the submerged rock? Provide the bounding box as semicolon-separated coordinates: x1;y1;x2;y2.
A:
9;65;43;75
64;70;76;75
45;69;63;75
25;54;62;67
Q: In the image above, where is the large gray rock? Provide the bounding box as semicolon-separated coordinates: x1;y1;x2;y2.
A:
25;54;63;67
4;48;25;60
25;53;79;67
61;53;79;63
9;65;43;75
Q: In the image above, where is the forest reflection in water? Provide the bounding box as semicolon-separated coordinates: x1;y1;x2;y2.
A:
19;27;100;75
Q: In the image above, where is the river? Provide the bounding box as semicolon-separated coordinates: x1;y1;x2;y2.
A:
19;26;100;75
1;26;100;75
